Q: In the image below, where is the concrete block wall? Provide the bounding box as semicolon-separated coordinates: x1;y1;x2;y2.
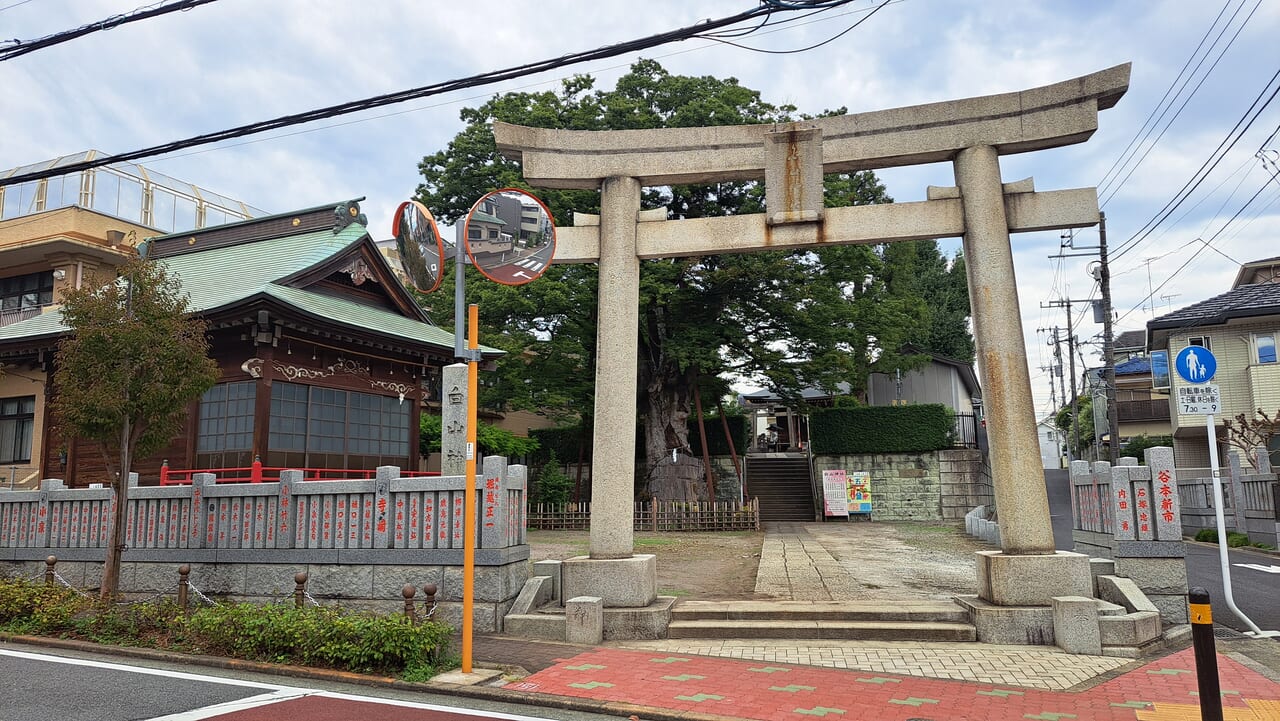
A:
939;449;993;520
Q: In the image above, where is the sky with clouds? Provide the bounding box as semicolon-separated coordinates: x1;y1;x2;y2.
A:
3;0;1278;417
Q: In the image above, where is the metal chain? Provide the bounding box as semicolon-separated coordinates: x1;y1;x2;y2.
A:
422;597;438;619
187;582;219;607
52;572;92;598
302;590;321;607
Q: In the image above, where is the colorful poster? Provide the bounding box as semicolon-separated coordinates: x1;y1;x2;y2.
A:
847;471;872;515
821;470;849;517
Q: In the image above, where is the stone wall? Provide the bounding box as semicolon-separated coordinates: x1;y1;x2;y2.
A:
939;449;993;520
812;452;941;521
6;554;527;632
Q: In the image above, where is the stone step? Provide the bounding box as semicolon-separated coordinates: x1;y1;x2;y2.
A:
666;619;976;642
672;600;970;623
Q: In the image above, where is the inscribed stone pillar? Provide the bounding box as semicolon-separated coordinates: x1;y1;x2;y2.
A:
441;363;468;476
590;176;641;559
954;145;1056;555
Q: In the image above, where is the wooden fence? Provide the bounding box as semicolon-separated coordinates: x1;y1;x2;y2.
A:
527;499;760;532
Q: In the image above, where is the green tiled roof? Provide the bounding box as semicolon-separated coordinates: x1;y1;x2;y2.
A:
264;284;458;348
469;211;506;225
0;222;493;354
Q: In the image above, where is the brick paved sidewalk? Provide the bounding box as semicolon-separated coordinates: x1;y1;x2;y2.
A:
505;646;1280;721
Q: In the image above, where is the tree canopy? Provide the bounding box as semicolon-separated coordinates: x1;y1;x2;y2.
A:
414;60;972;499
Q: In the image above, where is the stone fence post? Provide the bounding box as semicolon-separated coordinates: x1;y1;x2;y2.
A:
1109;447;1187;623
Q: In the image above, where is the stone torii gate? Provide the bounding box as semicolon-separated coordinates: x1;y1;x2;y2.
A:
494;64;1130;627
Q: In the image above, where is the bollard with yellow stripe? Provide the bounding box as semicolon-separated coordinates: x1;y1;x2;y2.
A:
1188;586;1223;721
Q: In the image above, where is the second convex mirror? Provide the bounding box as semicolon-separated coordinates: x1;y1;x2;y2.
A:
463;188;556;286
390;199;447;294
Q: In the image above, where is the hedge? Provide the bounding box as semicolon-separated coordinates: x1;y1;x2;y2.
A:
809;404;953;454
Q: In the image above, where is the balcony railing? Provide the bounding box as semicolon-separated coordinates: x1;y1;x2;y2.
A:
0;307;40;327
1116;399;1170;422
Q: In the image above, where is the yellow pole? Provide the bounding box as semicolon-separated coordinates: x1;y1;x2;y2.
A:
462;303;479;674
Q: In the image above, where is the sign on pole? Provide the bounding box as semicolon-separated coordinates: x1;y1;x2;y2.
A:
1174;345;1216;384
1177;384;1220;415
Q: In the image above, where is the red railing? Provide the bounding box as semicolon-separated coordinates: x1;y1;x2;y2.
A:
159;458;440;485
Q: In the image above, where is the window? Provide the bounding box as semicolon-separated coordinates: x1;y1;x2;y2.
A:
266;381;410;469
1188;336;1211;351
0;272;54;311
1257;334;1277;365
0;396;35;464
196;382;256;469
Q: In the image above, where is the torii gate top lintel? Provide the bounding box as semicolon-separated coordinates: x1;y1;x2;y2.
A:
493;63;1130;190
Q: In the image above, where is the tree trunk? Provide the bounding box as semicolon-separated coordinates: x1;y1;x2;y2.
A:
100;417;131;601
641;364;704;501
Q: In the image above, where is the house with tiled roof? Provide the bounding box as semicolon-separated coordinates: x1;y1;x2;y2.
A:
1147;261;1280;468
0;198;489;487
0;153;267;487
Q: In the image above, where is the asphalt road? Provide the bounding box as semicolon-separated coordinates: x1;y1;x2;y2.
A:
1044;468;1280;634
1183;542;1280;634
0;644;614;721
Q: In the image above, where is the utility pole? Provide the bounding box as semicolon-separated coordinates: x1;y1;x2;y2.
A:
1098;213;1119;462
1041;327;1072;463
1043;300;1089;461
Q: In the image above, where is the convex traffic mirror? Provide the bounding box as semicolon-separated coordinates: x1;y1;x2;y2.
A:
390;199;447;294
463;188;556;286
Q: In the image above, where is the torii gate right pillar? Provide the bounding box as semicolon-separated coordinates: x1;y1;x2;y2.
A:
955;145;1092;606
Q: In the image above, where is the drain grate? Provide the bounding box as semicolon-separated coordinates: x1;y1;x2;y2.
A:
1213;625;1249;639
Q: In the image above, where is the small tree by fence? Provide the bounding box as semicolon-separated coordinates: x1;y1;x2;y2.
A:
527;499;759;532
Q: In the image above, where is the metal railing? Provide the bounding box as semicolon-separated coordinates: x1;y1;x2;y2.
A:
160;458;439;485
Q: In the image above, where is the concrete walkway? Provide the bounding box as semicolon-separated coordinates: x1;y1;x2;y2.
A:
476;521;1280;721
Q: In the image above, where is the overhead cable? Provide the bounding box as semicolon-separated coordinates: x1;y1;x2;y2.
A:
0;0;862;188
1;0;219;61
1109;66;1280;262
1096;0;1255;201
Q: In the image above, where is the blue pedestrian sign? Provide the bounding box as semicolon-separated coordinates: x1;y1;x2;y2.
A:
1175;345;1216;384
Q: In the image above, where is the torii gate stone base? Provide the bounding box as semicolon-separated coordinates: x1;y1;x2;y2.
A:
496;64;1131;644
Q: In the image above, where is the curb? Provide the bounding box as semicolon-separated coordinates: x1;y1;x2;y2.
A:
0;633;743;721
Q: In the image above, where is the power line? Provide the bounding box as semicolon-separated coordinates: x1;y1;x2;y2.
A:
1117;170;1276;324
1098;0;1262;208
702;0;890;54
1;0;219;61
0;0;865;188
1095;0;1244;195
0;0;37;12
1109;65;1280;263
120;0;902;166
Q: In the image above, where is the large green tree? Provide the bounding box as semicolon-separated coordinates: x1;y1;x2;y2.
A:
882;241;974;362
415;60;927;499
53;258;219;599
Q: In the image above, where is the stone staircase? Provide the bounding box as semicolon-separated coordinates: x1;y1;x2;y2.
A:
745;454;816;522
667;599;976;641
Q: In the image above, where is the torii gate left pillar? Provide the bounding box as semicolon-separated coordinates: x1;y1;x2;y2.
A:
496;64;1131;632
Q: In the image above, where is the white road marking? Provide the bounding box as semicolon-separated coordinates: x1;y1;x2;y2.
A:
0;648;300;691
145;690;313;721
1233;563;1280;574
2;647;559;720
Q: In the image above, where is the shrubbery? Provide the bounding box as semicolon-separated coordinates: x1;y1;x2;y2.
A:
809;404;953;454
0;577;452;677
1192;528;1274;549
